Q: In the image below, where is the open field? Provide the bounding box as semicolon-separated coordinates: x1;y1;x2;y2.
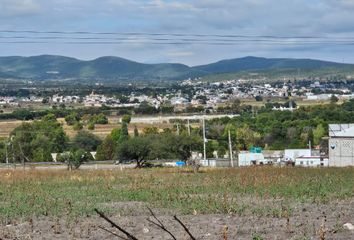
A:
0;117;174;139
0;114;203;139
0;167;353;239
0;120;24;138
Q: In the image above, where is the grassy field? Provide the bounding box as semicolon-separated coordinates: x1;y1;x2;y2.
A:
1;167;353;221
1;167;354;239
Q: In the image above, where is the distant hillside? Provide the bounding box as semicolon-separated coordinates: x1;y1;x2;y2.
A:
193;56;350;74
0;55;201;82
0;55;352;82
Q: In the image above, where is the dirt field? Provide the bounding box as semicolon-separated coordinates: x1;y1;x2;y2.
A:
1;200;353;239
0;167;353;239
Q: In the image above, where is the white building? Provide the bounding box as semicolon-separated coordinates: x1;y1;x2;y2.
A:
328;124;354;167
238;152;271;166
284;149;312;162
294;156;329;167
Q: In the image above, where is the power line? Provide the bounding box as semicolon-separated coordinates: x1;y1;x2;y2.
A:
2;36;354;44
1;29;354;46
0;29;352;40
1;41;354;46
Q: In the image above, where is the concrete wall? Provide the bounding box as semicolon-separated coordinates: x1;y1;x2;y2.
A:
238;153;265;166
199;159;233;167
329;138;354;167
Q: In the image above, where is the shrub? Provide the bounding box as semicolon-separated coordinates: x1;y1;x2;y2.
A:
87;122;95;130
57;149;89;170
73;122;83;131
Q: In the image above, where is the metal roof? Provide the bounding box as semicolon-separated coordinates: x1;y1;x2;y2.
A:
329;124;354;137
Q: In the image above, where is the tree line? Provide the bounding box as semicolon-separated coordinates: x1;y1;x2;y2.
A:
0;99;353;167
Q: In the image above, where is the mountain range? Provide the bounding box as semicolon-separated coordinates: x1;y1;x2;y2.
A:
0;55;352;82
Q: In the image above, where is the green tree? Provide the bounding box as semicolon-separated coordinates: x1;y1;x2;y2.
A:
116;136;152;168
58;149;89;170
119;122;129;142
73;131;102;151
96;135;116;161
313;124;326;145
121;114;132;124
149;133;202;162
65;113;80;126
90;113;108;124
111;128;122;142
32;148;53;162
42;113;56;122
10;117;68;162
235;125;261;150
300;127;314;147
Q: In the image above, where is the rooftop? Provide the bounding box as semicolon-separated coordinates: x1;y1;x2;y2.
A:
329;124;354;137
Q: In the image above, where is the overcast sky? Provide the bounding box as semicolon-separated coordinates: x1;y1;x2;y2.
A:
1;0;354;65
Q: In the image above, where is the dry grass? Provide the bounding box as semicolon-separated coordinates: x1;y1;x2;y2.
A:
0;120;27;138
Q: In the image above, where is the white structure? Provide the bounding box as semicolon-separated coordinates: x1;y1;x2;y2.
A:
329;124;354;167
90;152;97;160
294;156;329;167
51;153;58;162
238;152;271;166
284;149;311;162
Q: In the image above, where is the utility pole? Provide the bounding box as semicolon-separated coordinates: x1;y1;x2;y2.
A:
228;130;234;168
18;142;25;170
187;119;191;136
309;140;312;156
5;140;8;166
202;116;207;166
11;136;15;169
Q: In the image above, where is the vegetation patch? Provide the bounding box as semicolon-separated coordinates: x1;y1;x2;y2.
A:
0;167;353;222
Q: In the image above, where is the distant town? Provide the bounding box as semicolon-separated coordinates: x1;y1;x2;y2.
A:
1;78;353;113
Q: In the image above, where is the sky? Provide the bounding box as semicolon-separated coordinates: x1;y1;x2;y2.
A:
1;0;354;66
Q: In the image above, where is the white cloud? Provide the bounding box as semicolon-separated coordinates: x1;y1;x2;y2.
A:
1;0;354;64
0;0;41;17
167;51;195;57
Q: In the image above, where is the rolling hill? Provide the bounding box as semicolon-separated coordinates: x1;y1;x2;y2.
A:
193;56;350;73
0;55;352;82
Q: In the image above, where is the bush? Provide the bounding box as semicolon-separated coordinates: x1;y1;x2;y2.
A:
87;122;95;130
90;113;108;125
73;121;83;131
65;113;80;125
